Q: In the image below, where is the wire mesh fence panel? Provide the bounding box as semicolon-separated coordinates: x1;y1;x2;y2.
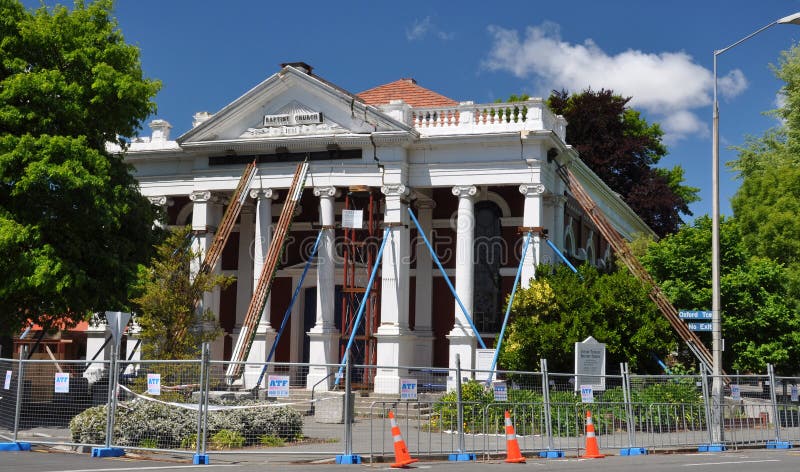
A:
0;358;18;438
643;402;709;449
483;402;550;458
722;402;775;448
368;401;448;460
775;376;800;444
111;359;202;452
199;360;325;456
9;358;101;446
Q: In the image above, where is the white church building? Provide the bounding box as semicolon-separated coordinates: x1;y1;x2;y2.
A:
89;62;652;393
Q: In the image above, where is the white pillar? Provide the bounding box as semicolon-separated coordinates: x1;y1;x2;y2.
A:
448;185;477;387
241;189;279;388
189;190;224;360
374;184;413;394
519;184;545;288
553;195;567;255
83;317;108;383
412;198;435;367
147;195;171;228
306;186;340;390
124;320;142;375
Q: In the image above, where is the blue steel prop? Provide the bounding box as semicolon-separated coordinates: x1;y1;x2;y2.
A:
485;231;531;385
334;227;391;386
255;230;324;389
407;208;486;349
545;238;580;276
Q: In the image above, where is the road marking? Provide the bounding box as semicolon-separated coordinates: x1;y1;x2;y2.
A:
59;465;243;472
683;459;780;467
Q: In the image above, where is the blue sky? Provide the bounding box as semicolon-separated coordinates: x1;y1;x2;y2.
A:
23;0;800;220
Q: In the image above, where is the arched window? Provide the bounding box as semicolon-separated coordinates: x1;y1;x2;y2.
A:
473;200;503;333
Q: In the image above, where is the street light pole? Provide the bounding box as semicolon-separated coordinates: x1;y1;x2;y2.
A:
710;11;800;445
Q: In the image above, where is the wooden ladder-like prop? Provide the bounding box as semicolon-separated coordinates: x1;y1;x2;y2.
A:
226;160;309;382
197;160;258;278
557;163;715;372
176;161;258;342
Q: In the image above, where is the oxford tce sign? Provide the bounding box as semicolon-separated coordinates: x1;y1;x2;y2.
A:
263;112;323;127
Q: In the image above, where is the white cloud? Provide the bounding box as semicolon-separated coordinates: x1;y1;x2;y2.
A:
484;23;748;143
406;17;454;42
407;17;433;41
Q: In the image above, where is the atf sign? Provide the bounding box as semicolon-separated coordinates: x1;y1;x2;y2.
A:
400;379;417;400
267;375;290;398
147;373;161;395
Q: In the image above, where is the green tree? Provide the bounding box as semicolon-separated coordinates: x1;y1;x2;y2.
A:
546;89;698;237
499;265;676;373
132;226;232;360
0;0;162;335
641;216;800;373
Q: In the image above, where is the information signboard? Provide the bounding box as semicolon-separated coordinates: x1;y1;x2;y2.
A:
400;379;417;400
54;372;70;393
580;385;594;403
493;381;508;401
147;373;161;396
267;375;290;398
574;336;606;391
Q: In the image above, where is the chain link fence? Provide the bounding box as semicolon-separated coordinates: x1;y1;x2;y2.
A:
2;350;800;461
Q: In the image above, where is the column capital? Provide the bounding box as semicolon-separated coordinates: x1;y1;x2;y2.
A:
189;190;224;204
414;198;436;210
249;188;278;200
519;183;546;196
451;185;477;198
313;186;339;198
147;195;171;206
189;190;212;203
381;184;410;198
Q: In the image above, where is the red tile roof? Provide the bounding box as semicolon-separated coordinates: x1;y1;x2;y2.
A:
358;78;458;108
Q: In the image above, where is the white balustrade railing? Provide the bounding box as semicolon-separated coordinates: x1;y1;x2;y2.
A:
408;100;567;140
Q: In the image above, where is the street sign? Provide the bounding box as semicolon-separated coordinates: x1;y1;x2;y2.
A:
679;310;713;320
687;323;712;331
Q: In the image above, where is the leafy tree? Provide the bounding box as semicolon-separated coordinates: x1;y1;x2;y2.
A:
0;0;162;336
641;216;800;374
499;264;676;373
729;45;800;269
547;89;698;237
132;226;232;360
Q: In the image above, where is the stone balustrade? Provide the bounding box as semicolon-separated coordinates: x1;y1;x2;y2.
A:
408;100;567;140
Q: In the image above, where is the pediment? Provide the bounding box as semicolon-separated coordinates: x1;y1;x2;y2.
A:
177;66;414;147
240;99;346;138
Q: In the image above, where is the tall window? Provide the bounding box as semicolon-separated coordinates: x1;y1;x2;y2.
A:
473;200;503;333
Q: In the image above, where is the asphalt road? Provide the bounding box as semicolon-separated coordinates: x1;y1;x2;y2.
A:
2;448;800;472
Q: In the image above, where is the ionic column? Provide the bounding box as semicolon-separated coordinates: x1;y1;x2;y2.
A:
553;195;567;255
190;190;224;359
306;186;340;390
147;195;171;228
519;184;545;288
245;189;279;387
412;198;435;367
374;184;413;394
448;185;477;386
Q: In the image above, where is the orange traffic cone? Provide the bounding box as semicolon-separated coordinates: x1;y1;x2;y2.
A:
582;410;605;458
388;410;418;468
504;410;526;463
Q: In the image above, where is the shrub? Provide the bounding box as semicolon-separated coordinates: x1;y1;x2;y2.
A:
69;399;303;448
210;429;245;449
259;435;285;447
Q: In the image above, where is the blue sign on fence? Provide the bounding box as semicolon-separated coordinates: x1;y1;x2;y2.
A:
679;310;713;320
687;322;713;331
